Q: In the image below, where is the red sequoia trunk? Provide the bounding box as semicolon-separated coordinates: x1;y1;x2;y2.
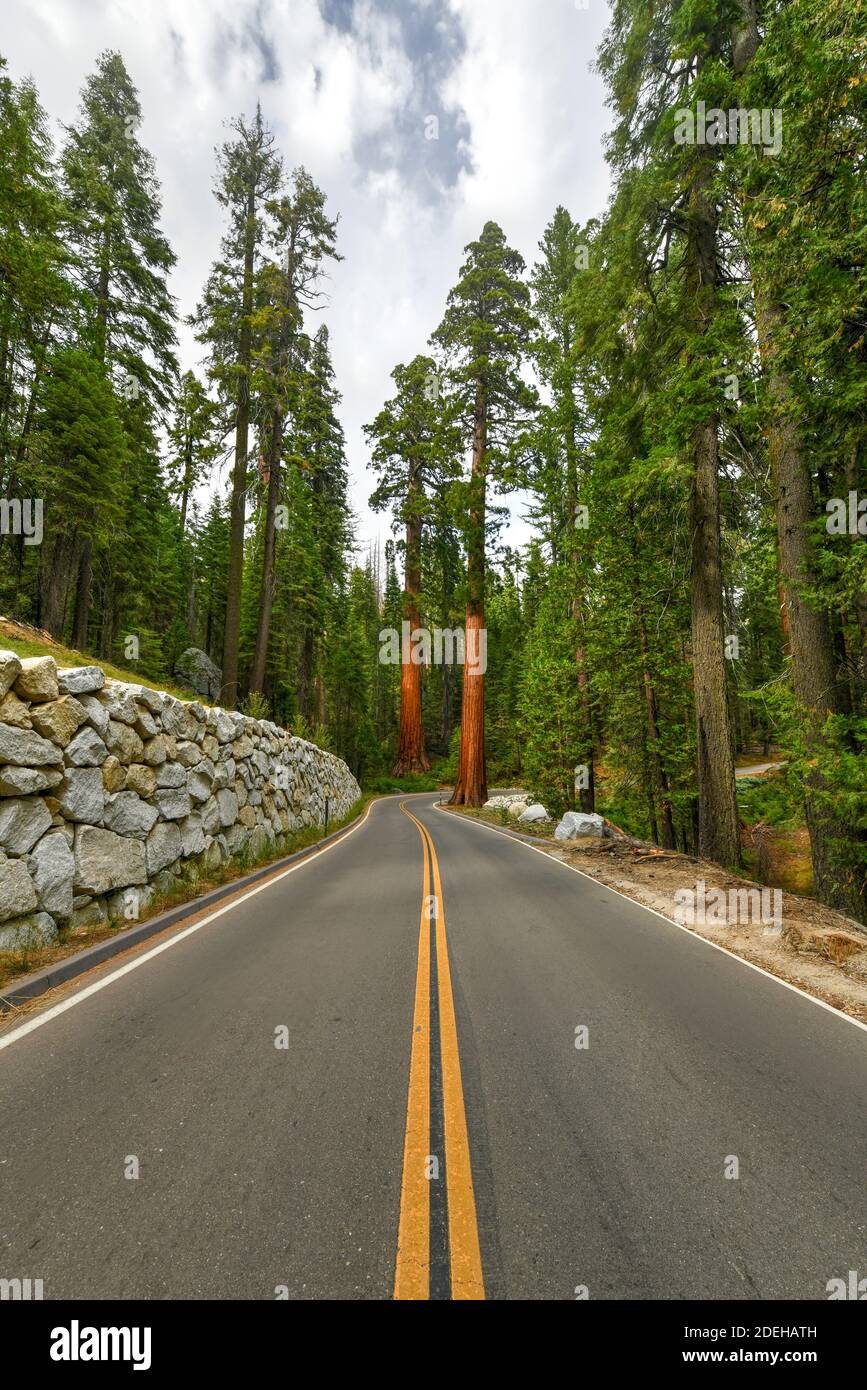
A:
393;490;430;775
449;381;487;807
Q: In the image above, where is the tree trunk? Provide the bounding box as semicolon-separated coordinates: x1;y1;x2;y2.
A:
250;409;283;696
393;472;430;775
41;528;75;639
564;375;595;811
637;608;677;849
179;432;194;534
68;235;110;657
845;439;867;695
71;535;93;652
686;152;741;867
449;380;487;806
221;186;256;709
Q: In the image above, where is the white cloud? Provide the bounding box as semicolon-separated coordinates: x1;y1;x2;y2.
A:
3;0;613;559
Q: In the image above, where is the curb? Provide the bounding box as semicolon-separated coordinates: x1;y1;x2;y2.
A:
0;804;371;1014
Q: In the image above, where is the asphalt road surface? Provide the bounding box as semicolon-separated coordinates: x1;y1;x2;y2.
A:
1;794;865;1300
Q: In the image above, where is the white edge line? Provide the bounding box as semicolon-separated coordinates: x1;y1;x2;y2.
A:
0;800;377;1052
432;800;867;1036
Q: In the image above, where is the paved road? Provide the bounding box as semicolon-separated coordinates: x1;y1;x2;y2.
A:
0;794;864;1300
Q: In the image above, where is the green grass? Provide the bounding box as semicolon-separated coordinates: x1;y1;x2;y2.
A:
0;616;201;703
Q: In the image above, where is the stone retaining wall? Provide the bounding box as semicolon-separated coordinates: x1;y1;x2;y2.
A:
0;653;361;951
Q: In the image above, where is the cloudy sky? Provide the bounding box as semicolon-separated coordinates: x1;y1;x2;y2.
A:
4;0;613;556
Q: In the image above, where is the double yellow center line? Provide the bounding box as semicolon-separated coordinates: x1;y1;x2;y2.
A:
394;802;485;1300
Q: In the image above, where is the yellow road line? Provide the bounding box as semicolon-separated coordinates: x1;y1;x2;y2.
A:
396;802;485;1301
393;806;431;1299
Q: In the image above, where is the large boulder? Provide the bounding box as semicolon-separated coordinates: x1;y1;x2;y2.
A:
28;831;74;919
0;765;63;796
179;812;206;857
105;719;144;764
73;825;147;894
153;787;191;821
57;768;105;823
0;911;57;952
65;725;109;767
554;810;608;841
124;763;156;798
145;821;182;876
14;655;59;703
518;803;551;825
175;647;221;702
0;650;22;699
29;695;88;747
0;796;53;855
485;792;529;810
0;851;38;922
57;665;105;696
103;791;159;839
0;689;32;728
0;723;63;767
77;693;110;737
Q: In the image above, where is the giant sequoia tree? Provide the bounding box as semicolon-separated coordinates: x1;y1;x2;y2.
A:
365;354;460;774
432;222;536;806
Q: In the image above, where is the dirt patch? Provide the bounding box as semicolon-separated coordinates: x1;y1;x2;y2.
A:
546;839;867;1023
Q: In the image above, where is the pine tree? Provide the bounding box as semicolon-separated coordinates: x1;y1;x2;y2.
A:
60;49;177;650
193;104;281;707
33;347;125;638
530;207;598;809
731;0;867;916
0;58;69;491
365;353;460;773
249;168;341;696
431;221;537;805
168;371;220;534
597;1;742;866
